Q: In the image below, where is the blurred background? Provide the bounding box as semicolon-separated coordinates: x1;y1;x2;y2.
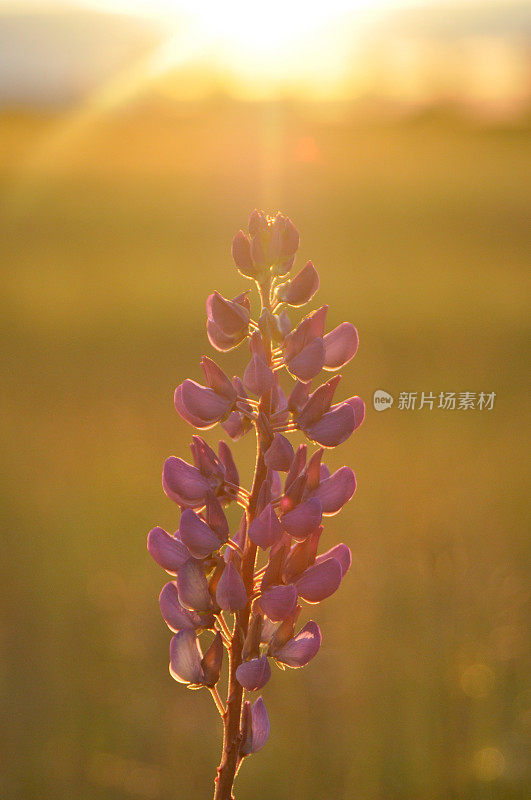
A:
1;0;529;798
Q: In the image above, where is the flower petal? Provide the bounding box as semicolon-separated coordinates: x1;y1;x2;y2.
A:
169;630;204;685
232;230;258;278
180;380;230;428
162;457;210;508
323;322;359;370
272;620;322;668
241;696;270;755
236;655;271;691
243;355;275;397
296;558;342;603
259;583;298;622
179;509;221;559
287;337;325;382
176;559;213;612
281;497;322;541
216;561;248;612
304;403;355;448
248;503;284;550
201;632;224;687
147;527;190;573
200;356;237;402
159;582;206;632
313;466;356;515
297;375;342;429
207;318;242;352
276;260;319;307
206;291;250;336
264;433;294;472
218;440;239;489
315;544;352;576
343;395;365;430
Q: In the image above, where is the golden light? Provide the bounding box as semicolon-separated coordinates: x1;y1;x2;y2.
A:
83;0;385;97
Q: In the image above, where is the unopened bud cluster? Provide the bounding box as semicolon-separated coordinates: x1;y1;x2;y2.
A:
148;211;364;793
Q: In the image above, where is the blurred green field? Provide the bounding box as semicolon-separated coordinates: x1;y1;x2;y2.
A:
1;103;529;800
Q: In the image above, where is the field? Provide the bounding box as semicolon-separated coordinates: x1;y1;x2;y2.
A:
1;102;529;799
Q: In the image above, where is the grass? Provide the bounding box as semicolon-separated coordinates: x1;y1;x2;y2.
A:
0;102;529;799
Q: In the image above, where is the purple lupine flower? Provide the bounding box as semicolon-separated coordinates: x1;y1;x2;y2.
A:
147;211;363;799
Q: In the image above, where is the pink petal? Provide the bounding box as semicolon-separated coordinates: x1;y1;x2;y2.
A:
276;260;319;306
296;558;342;603
201;631;224;687
282;528;322;583
243;355;275;397
206;291;250;336
169;630;204;685
248;503;283;549
259;583;298;621
305;448;324;492
272;621;322;668
313;466;357;515
281;497;322;541
147;527;190;573
343;395;365;430
264;433;294;472
241;696;270;755
304;403;355;448
162;457;209;508
179;509;221;559
287;337;325;381
232;230;257;277
176;559;213;612
216;562;248;612
323;322;359;370
207;318;242;352
315;544;352;576
236;656;271;691
204;492;229;541
200;356;237;402
159;582;205;632
218;440;239;489
190;436;224;480
297;375;342;429
180;380;230;428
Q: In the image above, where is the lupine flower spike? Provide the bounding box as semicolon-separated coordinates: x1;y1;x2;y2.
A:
147;211;364;799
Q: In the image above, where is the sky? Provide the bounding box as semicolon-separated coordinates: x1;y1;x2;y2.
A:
0;0;528;111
